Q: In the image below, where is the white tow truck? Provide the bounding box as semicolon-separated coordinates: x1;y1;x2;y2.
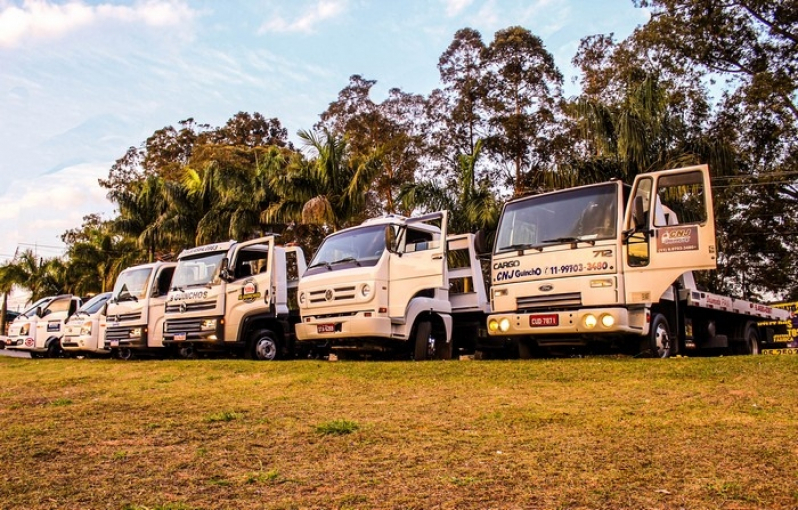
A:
104;261;177;359
4;294;83;358
162;236;308;360
61;292;113;357
295;212;495;359
485;164;791;357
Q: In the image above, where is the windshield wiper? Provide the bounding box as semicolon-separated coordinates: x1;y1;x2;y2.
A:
308;260;331;270
498;243;537;253
330;257;361;266
541;236;596;246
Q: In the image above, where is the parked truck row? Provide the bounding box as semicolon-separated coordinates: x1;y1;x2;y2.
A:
2;165;794;360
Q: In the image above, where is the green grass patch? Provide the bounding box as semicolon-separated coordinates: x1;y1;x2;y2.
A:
315;419;360;435
0;355;797;509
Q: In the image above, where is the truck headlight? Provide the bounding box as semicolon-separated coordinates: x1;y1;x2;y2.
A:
600;314;615;328
360;283;372;298
80;322;92;336
201;319;217;331
488;318;499;332
19;324;29;336
583;314;597;329
129;328;142;338
499;318;511;332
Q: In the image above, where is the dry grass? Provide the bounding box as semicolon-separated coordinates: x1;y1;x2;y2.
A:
1;355;797;510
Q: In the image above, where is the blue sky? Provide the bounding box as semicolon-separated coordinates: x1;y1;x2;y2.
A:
0;0;650;267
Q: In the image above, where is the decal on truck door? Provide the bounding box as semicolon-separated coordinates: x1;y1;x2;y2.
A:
656;226;699;253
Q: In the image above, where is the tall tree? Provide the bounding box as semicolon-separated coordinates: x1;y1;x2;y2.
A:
483;26;564;194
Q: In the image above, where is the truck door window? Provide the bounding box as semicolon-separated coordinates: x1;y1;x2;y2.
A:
627;177;652;267
44;298;71;316
654;171;707;226
154;266;176;297
403;228;434;253
235;247;269;279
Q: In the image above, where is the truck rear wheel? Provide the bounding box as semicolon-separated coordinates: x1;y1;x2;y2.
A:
250;330;279;361
741;321;761;355
645;313;673;358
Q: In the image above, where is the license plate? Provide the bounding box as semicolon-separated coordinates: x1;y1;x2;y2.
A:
174;332;187;341
317;324;336;334
529;314;559;327
110;340;119;347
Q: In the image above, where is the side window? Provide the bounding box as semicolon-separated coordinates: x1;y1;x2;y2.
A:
627;177;652;267
154;267;176;297
45;298;70;316
235;247;269;279
403;228;434;253
654;171;707;226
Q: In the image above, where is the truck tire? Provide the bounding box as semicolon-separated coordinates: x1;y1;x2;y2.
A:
117;348;135;361
741;321;761;355
645;313;673;358
411;319;452;361
250;330;279;361
46;338;63;358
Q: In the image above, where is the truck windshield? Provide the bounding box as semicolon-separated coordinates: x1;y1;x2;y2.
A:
495;183;618;253
19;298;52;318
307;225;386;274
76;292;111;315
112;267;152;301
172;252;226;289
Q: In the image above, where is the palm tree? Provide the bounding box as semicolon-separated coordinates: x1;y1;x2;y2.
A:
64;228;140;295
400;139;500;234
110;175;166;262
0;250;66;303
265;129;381;232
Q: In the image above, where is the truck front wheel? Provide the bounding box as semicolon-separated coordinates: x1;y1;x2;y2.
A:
250;330;279;361
740;321;761;355
645;314;673;358
46;339;63;358
412;319;450;360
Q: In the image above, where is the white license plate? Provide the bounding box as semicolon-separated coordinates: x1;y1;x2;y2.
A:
174;332;187;341
317;324;336;334
110;340;119;347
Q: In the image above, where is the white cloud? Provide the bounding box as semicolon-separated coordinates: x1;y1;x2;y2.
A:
443;0;473;17
0;0;196;48
0;163;115;263
259;0;346;34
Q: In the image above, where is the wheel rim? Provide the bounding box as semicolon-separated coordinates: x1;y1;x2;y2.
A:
118;348;133;361
255;337;277;360
653;323;670;357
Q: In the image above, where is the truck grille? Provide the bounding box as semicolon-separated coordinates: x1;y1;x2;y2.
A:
106;326;135;341
165;300;217;313
107;312;141;322
308;286;357;304
164;318;202;333
516;292;582;311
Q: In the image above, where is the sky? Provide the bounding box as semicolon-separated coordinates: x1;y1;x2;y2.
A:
0;0;650;269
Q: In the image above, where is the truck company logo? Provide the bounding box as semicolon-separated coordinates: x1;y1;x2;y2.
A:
179;302;187;314
169;290;209;301
24;338;34;347
493;260;520;270
657;226;699;253
539;284;554;292
238;279;262;303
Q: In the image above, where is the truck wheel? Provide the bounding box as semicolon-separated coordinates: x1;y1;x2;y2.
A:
250;330;279;361
741;322;761;355
117;348;135;361
46;339;63;358
646;314;673;358
413;320;433;360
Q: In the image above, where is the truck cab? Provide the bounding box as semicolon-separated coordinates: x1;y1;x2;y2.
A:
5;294;82;358
486;164;789;356
105;261;176;359
296;211;490;359
61;292;113;356
162;236;307;359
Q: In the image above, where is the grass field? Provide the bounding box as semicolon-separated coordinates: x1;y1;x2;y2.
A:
1;354;797;510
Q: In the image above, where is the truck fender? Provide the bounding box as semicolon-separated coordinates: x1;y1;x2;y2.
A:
401;297;452;342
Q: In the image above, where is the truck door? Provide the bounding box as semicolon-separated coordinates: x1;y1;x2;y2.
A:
147;264;175;347
388;211;449;318
623;164;716;304
35;296;73;348
226;236;276;340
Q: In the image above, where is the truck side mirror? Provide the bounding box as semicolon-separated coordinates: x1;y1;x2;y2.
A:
101;302;108;316
35;306;43;318
219;257;233;282
474;229;491;257
385;226;398;254
632;195;647;230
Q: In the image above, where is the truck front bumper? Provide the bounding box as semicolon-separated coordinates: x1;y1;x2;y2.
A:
487;307;646;337
295;313;393;344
